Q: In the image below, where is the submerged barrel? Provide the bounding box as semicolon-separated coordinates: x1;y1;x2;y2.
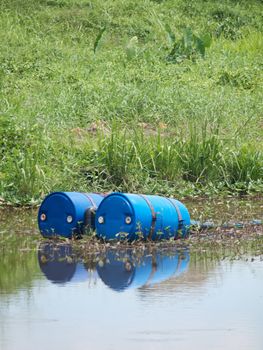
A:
38;192;105;238
95;193;191;241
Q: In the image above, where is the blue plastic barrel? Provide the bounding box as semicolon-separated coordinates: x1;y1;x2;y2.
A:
38;192;105;238
95;193;191;241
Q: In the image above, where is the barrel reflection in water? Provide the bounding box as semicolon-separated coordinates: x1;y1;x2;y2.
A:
38;244;189;291
96;249;190;292
38;243;90;284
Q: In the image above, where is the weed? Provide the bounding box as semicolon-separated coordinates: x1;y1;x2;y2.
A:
176;123;222;183
217;70;257;90
125;36;139;60
166;27;212;63
212;9;246;40
221;145;263;191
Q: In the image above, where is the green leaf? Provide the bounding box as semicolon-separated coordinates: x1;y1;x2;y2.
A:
183;27;194;49
201;33;212;48
93;26;106;54
195;37;205;57
165;23;175;45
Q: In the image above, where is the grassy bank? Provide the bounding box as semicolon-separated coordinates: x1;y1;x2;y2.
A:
0;0;262;205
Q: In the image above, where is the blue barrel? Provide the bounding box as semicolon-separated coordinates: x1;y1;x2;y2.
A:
38;192;105;238
95;193;191;241
96;249;190;291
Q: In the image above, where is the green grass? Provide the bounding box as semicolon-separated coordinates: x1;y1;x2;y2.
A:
0;0;262;204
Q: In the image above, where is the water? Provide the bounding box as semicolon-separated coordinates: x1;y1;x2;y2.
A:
0;198;262;350
0;243;263;350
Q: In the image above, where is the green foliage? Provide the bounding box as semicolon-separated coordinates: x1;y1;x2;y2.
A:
221;145;263;188
177;124;222;183
76;123;262;196
92;125;139;187
143;133;179;181
0;0;262;204
93;26;106;54
125;36;139;60
0;121;50;203
0;116;24;159
217;70;258;90
167;28;212;63
212;9;247;40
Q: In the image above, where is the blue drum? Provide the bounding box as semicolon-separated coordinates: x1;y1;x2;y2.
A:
95;193;191;241
38;192;105;238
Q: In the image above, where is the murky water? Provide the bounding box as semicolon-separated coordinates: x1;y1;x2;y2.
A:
0;243;262;350
0;198;262;350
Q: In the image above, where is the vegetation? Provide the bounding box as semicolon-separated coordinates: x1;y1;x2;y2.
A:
0;0;262;205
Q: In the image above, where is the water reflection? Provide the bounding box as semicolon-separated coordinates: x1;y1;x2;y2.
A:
1;241;262;350
96;249;189;291
38;243;91;284
38;243;190;291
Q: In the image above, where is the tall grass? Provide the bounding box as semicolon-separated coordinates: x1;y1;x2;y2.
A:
0;120;262;203
177;123;222;183
0;0;262;204
77;122;262;196
221;145;263;193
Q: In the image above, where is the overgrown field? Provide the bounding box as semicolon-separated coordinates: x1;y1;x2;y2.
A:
0;0;262;205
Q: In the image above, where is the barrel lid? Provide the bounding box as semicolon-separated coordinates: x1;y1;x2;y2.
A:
38;192;76;238
96;193;135;240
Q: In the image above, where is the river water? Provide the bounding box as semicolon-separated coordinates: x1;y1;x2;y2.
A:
0;198;262;350
0;244;262;350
